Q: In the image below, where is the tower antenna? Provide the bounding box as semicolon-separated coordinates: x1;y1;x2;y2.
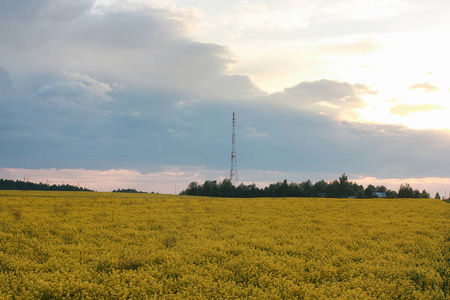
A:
230;112;238;185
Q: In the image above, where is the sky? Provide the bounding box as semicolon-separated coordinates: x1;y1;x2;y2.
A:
1;0;450;196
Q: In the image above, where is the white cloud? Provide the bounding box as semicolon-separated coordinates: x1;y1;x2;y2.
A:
232;3;312;31
36;72;121;103
315;0;411;22
318;38;383;55
167;128;188;139
243;127;268;139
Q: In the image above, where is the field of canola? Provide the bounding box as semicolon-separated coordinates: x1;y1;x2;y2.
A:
0;190;449;299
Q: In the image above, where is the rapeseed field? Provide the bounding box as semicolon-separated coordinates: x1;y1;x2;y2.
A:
0;191;449;299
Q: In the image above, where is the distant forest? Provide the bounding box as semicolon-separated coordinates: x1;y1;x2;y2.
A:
0;176;443;199
0;178;93;192
181;174;438;199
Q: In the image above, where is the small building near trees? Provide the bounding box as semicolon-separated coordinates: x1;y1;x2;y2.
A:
373;192;387;198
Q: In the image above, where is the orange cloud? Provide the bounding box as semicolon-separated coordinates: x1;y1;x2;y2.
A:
390;104;442;116
409;82;439;92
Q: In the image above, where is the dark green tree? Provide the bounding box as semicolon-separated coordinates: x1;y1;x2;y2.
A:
413;189;421;198
314;180;328;197
350;182;364;198
300;180;314;197
202;180;218;197
364;185;375;198
375;185;387;193
327;180;340;198
356;189;365;198
420;189;430;198
398;183;414;198
338;173;350;197
218;178;234;197
183;182;200;195
386;189;397;198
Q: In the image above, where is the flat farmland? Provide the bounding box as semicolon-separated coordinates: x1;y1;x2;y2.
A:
0;191;449;299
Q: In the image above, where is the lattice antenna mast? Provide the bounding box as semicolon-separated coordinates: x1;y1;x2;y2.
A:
230;112;238;185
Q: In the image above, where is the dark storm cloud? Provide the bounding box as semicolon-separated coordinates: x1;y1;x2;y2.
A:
2;73;450;179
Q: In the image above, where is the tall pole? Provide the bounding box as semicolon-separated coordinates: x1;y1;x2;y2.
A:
230;112;238;185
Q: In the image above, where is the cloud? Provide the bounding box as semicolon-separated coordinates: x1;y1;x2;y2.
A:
0;1;263;173
315;0;411;22
1;1;450;190
390;104;442;116
0;67;12;94
231;2;312;31
4;68;449;181
2;86;450;182
283;80;368;107
0;1;261;99
271;79;374;118
243;127;268;139
0;0;95;22
167;128;189;139
36;72;122;104
318;38;383;55
409;82;439;92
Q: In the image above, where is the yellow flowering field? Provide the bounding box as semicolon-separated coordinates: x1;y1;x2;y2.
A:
0;191;449;299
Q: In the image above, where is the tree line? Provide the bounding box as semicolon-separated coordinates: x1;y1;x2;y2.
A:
180;174;437;199
0;178;93;192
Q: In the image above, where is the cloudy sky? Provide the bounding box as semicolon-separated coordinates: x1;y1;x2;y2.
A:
1;0;450;195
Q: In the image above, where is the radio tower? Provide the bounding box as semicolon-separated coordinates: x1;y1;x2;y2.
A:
230;112;238;185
